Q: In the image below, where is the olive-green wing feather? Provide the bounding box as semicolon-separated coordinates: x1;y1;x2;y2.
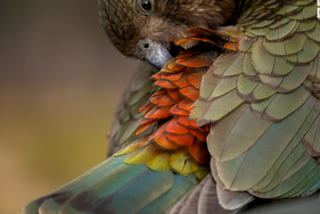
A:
191;0;320;200
107;63;158;156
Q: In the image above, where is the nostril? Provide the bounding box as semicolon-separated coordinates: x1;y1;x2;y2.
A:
136;39;154;59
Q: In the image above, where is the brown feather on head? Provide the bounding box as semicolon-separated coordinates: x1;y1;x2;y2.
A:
98;0;237;62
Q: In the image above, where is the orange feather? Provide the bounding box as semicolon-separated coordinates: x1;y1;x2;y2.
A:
177;99;194;112
224;41;239;51
171;74;189;88
151;72;162;80
154;79;178;89
188;72;204;89
161;60;185;73
178;117;190;127
167;132;195;147
167;89;181;102
188;140;210;165
176;57;211;68
175;38;200;48
179;86;199;101
176;50;195;59
189;129;207;142
150;91;176;106
170;104;190;116
136;123;154;135
150;126;180;150
160;72;183;81
139;103;154;113
165;117;189;134
145;106;171;119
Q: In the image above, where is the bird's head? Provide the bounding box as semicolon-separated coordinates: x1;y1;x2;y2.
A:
98;0;236;69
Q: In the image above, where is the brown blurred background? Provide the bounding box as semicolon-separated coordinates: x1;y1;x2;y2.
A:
0;1;140;212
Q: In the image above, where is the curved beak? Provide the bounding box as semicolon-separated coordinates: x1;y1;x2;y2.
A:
135;39;173;70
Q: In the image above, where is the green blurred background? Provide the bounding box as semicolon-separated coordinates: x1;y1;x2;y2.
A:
0;1;140;212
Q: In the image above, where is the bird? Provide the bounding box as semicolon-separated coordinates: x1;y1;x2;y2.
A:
23;0;320;213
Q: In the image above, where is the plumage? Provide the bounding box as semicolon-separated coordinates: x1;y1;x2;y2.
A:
24;0;320;213
107;63;157;156
167;175;231;214
191;0;320;205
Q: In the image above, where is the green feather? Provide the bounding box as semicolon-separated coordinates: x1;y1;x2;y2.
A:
287;2;316;20
252;100;319;194
250;84;277;101
242;53;258;79
268;18;290;29
237;74;276;101
306;21;320;42
254;149;309;194
283;38;320;64
299;174;320;197
190;98;211;125
303;115;320;158
297;20;317;32
107;63;158;156
209;76;238;99
259;64;310;93
127;81;155;106
244;30;257;38
212;52;243;77
59;164;174;214
207;104;272;162
263;33;307;56
252;39;294;76
23;155;128;213
247;28;266;37
139;174;197;214
240;19;260;28
250;143;305;192
307;53;320;82
251;19;274;28
251;86;311;121
282;165;320;198
254;157;317;198
222;53;245;77
237;75;260;98
239;36;255;52
199;71;220;99
265;20;298;41
212;96;316;192
200;89;244;125
292;0;314;6
275;5;299;16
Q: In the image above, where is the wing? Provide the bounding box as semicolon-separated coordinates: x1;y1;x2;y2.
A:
107;63;158;156
190;0;320;199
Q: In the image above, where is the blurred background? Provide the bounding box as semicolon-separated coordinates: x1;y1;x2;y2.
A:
0;1;140;212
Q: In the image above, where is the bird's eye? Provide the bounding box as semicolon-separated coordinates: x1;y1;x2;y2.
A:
141;0;151;11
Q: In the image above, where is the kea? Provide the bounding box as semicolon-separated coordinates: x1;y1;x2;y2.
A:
24;0;320;213
102;0;239;157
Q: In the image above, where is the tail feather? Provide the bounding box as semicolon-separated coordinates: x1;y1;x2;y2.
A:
23;155;128;213
24;154;199;214
139;174;197;214
59;164;173;213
